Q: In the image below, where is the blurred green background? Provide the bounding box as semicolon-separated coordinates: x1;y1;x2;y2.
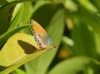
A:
0;0;100;74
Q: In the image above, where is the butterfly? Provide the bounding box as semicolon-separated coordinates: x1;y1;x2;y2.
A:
30;19;57;50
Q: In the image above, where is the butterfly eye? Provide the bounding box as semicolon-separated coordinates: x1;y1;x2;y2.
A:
37;33;40;37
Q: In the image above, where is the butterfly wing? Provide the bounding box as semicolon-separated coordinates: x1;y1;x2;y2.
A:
30;19;52;49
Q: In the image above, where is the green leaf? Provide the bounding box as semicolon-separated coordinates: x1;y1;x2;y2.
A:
11;68;26;74
62;36;74;50
0;33;47;74
71;22;98;58
90;0;100;10
0;24;31;47
20;2;33;24
8;3;24;30
48;57;91;74
78;6;100;35
94;32;100;56
0;2;16;35
19;2;33;34
0;0;40;35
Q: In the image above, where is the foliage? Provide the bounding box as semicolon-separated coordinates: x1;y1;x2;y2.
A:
0;0;100;74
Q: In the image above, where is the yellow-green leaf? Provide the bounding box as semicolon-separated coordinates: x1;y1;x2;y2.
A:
0;33;47;74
